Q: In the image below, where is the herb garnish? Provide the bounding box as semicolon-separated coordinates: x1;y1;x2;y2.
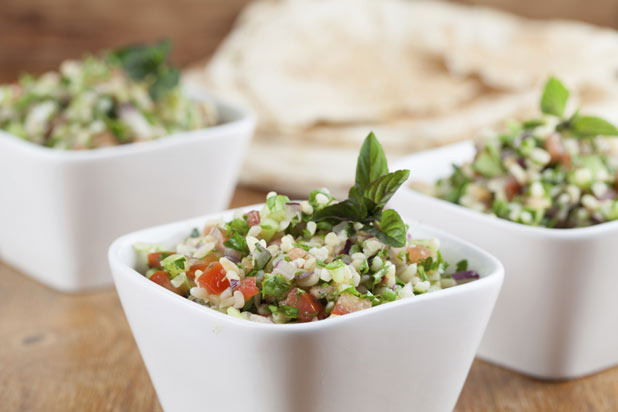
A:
542;76;618;137
311;132;410;247
110;39;180;100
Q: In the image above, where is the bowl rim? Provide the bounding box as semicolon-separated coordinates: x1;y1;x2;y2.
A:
393;140;618;238
109;203;504;332
0;95;256;162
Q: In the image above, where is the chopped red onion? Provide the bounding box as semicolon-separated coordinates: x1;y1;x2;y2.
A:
342;240;352;256
230;279;240;289
295;271;313;280
224;248;242;263
598;188;617;201
452;270;480;282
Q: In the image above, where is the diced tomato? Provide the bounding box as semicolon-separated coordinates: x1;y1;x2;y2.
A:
331;293;371;316
284;288;324;322
247;210;261;226
197;262;230;295
545;133;571;167
504;176;522;201
147;251;173;268
186;254;221;280
149;270;180;294
234;277;259;300
406;245;433;264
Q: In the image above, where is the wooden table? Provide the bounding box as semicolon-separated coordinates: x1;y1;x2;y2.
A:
1;186;617;411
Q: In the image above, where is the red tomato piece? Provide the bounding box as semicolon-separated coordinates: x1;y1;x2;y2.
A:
247;210;261;226
197;262;230;295
504;176;522;201
149;270;180;294
234;277;259;300
284;288;324;322
331;293;372;316
147;251;173;268
186;255;220;280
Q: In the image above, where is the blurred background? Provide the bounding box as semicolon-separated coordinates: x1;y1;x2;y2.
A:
4;0;618;197
2;0;618;82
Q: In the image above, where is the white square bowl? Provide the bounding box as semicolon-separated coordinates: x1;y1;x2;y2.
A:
108;205;503;412
0;98;255;292
390;141;618;380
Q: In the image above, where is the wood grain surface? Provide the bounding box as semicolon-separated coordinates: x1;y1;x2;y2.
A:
1;186;617;412
1;0;618;83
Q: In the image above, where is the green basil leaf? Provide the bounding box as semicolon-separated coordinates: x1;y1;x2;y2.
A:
540;76;569;117
473;145;504;178
348;184;363;203
365;209;407;247
149;66;179;100
355;132;389;191
311;198;368;223
569;115;618;137
112;39;171;80
364;169;410;208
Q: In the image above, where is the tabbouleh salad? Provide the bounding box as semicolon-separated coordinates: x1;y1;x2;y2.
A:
432;77;618;228
135;133;478;324
0;40;217;150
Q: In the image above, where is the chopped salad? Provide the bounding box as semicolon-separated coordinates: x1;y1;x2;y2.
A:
0;40;217;150
433;77;618;228
135;133;478;323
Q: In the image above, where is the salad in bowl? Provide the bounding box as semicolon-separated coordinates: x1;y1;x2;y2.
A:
390;78;618;379
432;77;618;228
135;133;477;323
0;40;217;150
109;133;503;412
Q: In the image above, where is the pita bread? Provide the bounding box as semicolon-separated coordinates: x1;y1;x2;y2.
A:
203;0;492;130
241;89;539;197
444;13;618;90
183;0;618;196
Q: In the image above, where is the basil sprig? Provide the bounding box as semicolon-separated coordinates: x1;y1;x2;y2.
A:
110;39;180;100
311;132;410;247
541;76;618;137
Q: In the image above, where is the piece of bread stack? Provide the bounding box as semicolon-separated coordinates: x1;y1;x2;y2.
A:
184;0;618;197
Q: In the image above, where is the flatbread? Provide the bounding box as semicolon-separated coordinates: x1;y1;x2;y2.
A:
183;0;618;196
202;0;491;130
241;89;539;197
444;13;618;90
